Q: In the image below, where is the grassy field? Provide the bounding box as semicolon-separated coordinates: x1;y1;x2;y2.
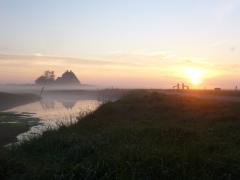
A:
1;91;240;179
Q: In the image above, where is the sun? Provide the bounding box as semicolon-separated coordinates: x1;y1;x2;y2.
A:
184;67;205;85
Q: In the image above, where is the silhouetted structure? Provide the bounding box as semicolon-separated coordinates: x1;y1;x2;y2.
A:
173;83;190;90
181;83;189;90
173;83;180;90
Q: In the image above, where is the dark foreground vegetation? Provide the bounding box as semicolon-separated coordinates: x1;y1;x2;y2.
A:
0;112;40;147
1;91;240;179
0;92;40;111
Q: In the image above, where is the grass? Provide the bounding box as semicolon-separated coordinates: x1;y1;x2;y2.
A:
1;91;240;179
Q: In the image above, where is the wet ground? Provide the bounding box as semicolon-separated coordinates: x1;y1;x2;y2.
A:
2;91;103;144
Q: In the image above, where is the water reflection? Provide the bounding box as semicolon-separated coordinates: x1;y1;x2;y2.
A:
6;91;102;141
40;100;55;110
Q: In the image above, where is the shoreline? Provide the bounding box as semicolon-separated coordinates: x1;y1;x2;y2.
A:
0;112;40;147
0;92;41;111
0;92;41;146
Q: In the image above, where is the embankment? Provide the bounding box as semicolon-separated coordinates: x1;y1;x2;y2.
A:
1;91;240;179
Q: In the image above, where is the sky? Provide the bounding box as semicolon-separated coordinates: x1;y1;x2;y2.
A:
0;0;240;88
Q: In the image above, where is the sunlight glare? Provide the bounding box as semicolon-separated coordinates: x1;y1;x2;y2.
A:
184;67;206;85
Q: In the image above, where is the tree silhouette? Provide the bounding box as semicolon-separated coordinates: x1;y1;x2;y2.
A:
35;71;55;85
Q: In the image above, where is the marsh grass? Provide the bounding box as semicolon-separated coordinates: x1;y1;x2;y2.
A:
1;91;240;179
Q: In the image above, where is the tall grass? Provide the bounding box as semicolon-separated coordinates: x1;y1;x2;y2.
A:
1;91;240;179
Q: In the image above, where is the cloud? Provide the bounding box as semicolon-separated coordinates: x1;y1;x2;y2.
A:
0;51;175;68
98;50;178;66
1;52;238;73
0;53;141;67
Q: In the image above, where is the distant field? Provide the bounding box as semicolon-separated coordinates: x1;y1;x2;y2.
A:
166;89;240;96
1;91;240;179
0;92;40;111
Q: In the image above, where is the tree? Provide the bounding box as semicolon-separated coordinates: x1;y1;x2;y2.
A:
44;71;55;80
35;71;55;85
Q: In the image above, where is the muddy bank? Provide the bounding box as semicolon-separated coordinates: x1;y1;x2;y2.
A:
0;112;40;146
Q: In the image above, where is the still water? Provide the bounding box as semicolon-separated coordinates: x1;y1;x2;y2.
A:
6;91;102;141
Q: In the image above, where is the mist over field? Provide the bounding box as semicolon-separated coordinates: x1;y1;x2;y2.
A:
1;0;240;179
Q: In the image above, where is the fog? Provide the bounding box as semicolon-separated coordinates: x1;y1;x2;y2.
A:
1;84;125;141
0;84;105;95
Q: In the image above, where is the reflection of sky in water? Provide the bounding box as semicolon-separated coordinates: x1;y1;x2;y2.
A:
6;97;101;141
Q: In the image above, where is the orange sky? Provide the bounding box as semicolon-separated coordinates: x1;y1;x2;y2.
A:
0;52;239;89
1;1;240;89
